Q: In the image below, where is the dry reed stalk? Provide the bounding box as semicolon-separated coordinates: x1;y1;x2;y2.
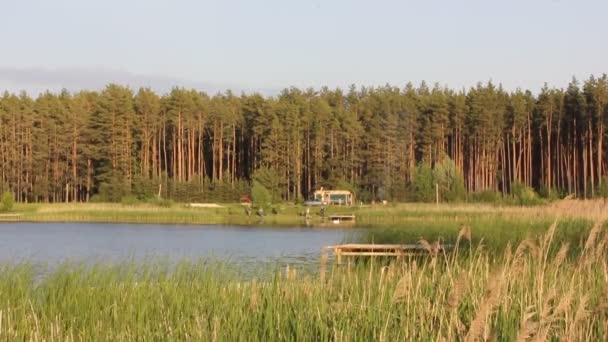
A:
540;287;557;322
319;252;328;283
249;279;259;310
465;268;506;342
515;239;539;260
212;316;219;342
551;287;574;321
392;271;411;304
595;233;608;259
447;272;469;336
542;221;558;252
385;263;397;282
379;266;389;285
552;242;570;268
447;272;469;310
419;239;433;256
517;306;538;342
584;221;603;253
566;294;589;341
284;265;297;280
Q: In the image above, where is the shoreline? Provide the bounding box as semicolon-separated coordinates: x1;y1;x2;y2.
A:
1;199;604;227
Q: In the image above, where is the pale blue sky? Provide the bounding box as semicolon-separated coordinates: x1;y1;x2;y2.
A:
1;0;606;94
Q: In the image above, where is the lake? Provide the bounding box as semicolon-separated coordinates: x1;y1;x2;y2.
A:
0;223;358;268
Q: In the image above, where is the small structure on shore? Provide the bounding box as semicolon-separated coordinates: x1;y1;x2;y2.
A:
313;189;354;206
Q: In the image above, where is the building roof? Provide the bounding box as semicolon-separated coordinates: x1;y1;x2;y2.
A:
313;189;352;194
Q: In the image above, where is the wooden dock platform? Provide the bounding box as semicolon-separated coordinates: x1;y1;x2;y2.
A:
328;214;355;224
325;243;449;263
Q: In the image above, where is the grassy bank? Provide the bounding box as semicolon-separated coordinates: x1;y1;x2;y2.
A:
5;198;608;227
1;222;607;340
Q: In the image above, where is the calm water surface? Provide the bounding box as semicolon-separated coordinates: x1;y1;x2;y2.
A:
0;223;358;267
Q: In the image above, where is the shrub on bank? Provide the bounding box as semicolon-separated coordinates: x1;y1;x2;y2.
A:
120;195;139;206
410;164;435;202
252;181;271;210
0;191;14;212
510;182;544;206
469;190;503;204
409;158;466;203
597;177;608;200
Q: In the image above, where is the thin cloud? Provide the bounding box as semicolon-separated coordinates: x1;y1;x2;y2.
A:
0;66;277;96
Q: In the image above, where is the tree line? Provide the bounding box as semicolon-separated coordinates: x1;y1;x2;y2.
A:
0;75;607;203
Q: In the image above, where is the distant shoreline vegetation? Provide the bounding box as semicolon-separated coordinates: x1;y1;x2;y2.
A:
0;199;604;229
0;75;607;204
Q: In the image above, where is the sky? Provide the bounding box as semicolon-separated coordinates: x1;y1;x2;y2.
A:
0;0;606;95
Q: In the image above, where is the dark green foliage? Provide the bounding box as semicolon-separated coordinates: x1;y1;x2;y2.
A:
409;158;465;203
251;181;271;209
410;164;435;202
596;177;608;199
538;185;562;201
131;176;160;200
252;167;281;202
97;172;130;202
469;190;503;204
510;182;543;206
433;158;466;202
120;195;139;206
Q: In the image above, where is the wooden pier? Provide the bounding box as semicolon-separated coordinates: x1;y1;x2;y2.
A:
325;243;449;264
327;214;355;224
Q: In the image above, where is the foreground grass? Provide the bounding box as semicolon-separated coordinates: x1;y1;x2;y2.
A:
1;221;607;340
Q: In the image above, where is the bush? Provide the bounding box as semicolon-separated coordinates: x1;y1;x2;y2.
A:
132;176;160;201
251;181;271;209
1;192;14;212
539;185;561;201
146;197;174;208
252;167;281;202
97;172;130;202
510;182;544;206
409;158;466;203
433;158;466;202
120;195;139;206
469;190;503;204
410;164;435;202
597;177;608;200
89;194;107;203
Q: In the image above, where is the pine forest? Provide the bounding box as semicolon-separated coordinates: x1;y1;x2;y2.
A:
1;75;607;203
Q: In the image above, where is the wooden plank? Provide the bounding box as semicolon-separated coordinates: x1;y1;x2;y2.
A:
338;252;423;256
324;243;452;260
326;244;429;250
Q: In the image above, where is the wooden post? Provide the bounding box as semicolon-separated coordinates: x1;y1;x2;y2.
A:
336;248;342;265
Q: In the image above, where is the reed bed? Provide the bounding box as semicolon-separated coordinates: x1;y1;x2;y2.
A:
1;221;607;341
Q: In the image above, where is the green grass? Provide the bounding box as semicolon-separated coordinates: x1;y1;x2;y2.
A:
355;217;594;255
1;220;607;340
5;200;600;227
